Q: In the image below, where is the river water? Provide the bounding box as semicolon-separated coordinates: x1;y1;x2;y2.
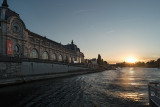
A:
0;67;160;107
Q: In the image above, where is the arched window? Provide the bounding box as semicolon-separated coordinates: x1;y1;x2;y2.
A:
42;51;49;60
14;45;19;53
30;49;38;58
64;56;69;62
51;53;57;61
58;54;63;61
77;57;80;63
13;45;20;57
72;57;75;62
69;57;71;63
79;57;82;63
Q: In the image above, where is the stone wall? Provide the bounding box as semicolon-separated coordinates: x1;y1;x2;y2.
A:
0;61;88;78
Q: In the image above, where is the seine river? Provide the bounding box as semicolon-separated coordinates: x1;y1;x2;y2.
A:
0;67;160;107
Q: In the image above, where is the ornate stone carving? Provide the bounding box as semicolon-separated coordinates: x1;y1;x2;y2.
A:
11;19;23;34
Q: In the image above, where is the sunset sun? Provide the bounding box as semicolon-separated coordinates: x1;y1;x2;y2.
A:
126;57;137;63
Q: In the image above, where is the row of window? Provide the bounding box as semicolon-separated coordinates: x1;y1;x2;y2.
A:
12;44;81;63
30;49;81;63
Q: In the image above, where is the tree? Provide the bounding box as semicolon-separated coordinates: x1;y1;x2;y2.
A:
146;60;156;67
135;61;145;67
101;59;104;65
103;61;108;65
156;58;160;67
97;54;102;65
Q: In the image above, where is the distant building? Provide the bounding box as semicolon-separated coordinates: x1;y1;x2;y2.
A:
90;58;98;65
0;0;84;63
86;58;98;69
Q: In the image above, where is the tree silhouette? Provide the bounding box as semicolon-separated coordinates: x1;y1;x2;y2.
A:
97;54;102;65
156;58;160;67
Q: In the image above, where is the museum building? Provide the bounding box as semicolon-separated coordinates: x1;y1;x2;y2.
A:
0;0;84;63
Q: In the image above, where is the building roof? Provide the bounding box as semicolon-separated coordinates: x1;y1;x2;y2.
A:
27;30;82;53
65;40;80;52
2;0;8;8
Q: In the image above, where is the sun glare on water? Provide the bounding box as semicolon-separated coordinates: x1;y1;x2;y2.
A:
126;57;137;63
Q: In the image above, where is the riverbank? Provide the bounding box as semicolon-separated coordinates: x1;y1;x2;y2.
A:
0;69;104;87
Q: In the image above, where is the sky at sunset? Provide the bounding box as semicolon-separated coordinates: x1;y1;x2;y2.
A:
4;0;160;63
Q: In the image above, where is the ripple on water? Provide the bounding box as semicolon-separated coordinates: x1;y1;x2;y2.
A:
1;67;159;107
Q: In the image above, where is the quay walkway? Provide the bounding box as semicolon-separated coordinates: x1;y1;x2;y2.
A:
148;82;160;107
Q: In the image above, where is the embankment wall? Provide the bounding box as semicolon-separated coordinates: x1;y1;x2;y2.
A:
0;61;88;79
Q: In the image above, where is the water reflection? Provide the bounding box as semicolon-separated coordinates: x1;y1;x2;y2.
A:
129;78;135;80
114;67;160;105
129;67;134;74
129;70;134;74
0;67;160;107
122;93;143;101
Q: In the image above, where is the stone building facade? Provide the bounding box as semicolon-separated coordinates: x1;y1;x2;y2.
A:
0;0;84;63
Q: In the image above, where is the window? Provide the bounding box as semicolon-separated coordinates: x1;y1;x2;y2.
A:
30;49;38;58
77;57;79;63
58;54;63;61
72;57;75;62
79;57;82;63
51;53;57;61
69;57;71;63
65;56;68;62
42;51;49;60
14;45;19;53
